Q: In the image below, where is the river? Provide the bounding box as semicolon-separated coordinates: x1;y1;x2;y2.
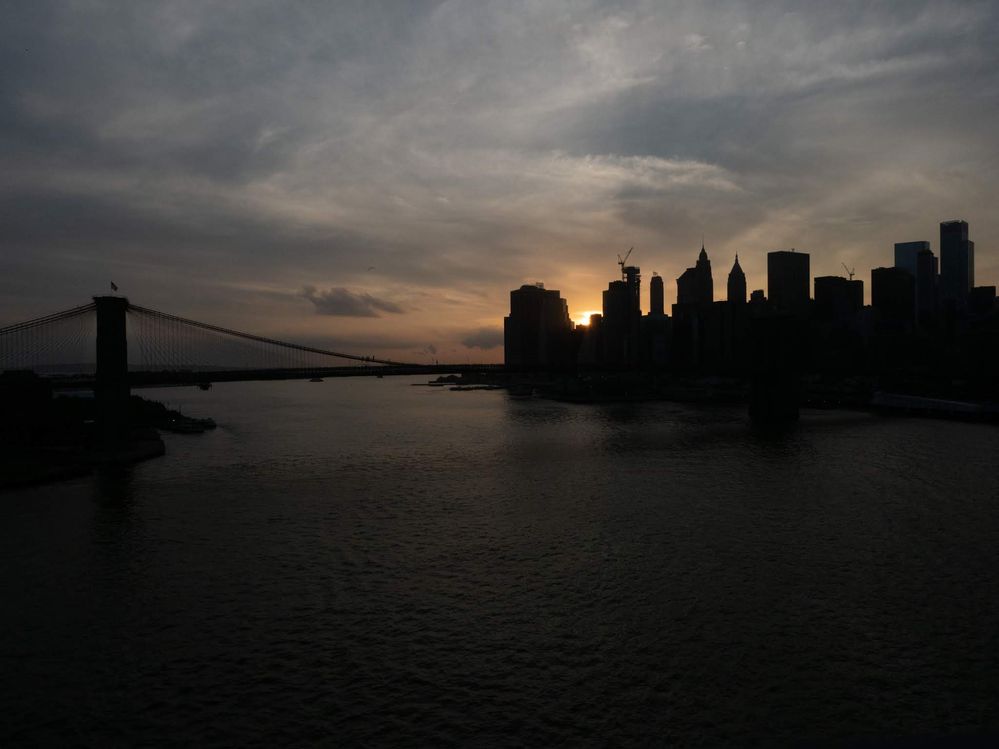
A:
3;378;999;746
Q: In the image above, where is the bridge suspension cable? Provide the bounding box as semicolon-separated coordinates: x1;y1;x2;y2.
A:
0;302;96;336
0;303;97;376
127;304;417;368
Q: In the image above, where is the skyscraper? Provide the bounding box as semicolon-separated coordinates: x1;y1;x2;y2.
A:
727;255;746;304
940;220;975;308
767;250;810;314
602;263;642;367
676;244;713;306
814;276;863;322
649;273;664;316
894;241;930;278
915;249;938;326
503;283;573;368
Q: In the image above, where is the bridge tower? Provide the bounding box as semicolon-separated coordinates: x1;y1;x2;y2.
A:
94;295;130;439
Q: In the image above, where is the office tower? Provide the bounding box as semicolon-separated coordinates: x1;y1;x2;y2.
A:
767;250;810;314
643;274;670;367
871;267;915;327
649;273;664;316
915;249;938;326
602;263;642;367
940;220;975;308
676;244;713;306
894;241;930;278
727;255;746;304
503;283;573;368
814;276;863;322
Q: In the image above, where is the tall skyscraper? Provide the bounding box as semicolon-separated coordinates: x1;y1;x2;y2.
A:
767;250;810;314
940;220;975;308
727;255;746;304
649;273;664;315
602;263;642;366
894;241;930;278
915;248;938;326
503;283;573;368
814;276;863;322
676;244;713;305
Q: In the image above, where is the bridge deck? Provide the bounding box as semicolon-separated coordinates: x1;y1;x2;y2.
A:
45;364;507;390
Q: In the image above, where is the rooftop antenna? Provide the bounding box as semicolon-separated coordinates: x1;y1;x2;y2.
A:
841;262;855;281
617;247;633;280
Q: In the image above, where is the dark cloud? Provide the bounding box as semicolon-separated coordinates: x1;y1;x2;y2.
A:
300;286;403;317
461;327;503;349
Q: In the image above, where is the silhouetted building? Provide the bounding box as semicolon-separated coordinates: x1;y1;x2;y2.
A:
602;264;642;367
915;248;938;327
894;241;930;278
871;267;914;329
940;220;974;309
641;272;670;367
969;286;997;316
672;245;715;371
649;273;664;316
504;283;573;369
727;255;746;304
814;276;863;323
576;313;603;366
749;289;766;304
640;313;671;368
767;250;810;315
676;244;713;306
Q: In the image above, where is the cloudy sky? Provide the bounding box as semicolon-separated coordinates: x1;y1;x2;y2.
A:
2;1;998;362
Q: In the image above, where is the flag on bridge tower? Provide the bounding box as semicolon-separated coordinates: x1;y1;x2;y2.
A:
110;281;118;292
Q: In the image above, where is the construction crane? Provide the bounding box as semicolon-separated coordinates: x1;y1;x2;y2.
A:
617;247;633;280
841;262;855;281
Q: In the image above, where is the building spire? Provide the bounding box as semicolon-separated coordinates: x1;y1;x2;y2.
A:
728;252;747;303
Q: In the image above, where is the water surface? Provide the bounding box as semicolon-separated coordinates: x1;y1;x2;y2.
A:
3;378;999;746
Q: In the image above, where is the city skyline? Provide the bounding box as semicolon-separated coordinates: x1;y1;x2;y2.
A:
3;2;999;364
517;214;989;332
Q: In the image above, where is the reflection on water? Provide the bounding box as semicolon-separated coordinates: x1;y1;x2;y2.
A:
2;378;999;746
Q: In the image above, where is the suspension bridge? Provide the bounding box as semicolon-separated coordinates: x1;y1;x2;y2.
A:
1;296;503;432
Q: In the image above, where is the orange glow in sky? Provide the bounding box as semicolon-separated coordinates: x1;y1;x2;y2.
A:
573;310;602;327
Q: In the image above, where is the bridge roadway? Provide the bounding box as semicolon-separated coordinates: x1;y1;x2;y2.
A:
46;363;508;390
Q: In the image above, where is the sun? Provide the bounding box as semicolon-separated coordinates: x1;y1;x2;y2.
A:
573;310;601;327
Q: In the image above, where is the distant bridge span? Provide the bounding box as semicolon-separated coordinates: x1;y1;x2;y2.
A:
1;296;507;432
46;363;506;391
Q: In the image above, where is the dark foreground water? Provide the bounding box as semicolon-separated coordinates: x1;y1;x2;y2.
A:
3;378;999;747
